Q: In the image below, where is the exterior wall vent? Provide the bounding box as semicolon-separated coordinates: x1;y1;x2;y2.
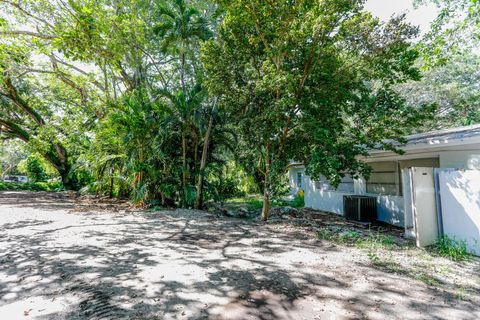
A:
343;195;377;223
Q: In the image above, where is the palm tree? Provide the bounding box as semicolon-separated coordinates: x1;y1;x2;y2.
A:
155;0;212;93
161;85;204;206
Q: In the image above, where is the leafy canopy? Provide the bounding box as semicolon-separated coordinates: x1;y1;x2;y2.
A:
202;0;431;195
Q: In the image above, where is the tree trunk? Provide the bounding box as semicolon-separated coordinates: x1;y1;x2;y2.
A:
181;53;186;93
261;187;270;221
44;149;75;190
194;131;199;173
195;114;214;209
182;131;187;207
60;170;75;191
2;77;78;190
261;143;271;221
109;169;114;198
161;192;166;206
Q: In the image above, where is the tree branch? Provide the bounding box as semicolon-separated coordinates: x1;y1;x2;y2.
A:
0;118;30;142
51;55;106;91
3;77;46;125
2;0;56;30
49;55;88;104
0;30;55;39
117;62;135;91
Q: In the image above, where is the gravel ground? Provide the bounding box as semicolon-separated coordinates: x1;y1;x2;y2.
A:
0;191;479;320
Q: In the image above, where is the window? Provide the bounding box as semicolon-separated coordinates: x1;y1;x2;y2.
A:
297;172;302;188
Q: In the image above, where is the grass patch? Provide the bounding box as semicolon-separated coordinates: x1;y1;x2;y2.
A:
226;196;263;210
356;230;397;250
413;271;441;287
320;228;445;288
0;181;64;192
271;194;305;208
431;236;470;262
314;225;437;286
455;287;468;301
367;251;405;273
316;226;401;249
317;228;361;245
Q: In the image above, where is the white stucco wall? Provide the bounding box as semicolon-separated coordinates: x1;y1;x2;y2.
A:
304;176;346;214
303;174;405;226
439;151;480;170
438;169;480;255
376;195;404;226
290;142;480;229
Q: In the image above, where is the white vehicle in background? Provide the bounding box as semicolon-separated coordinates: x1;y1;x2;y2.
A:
3;175;29;183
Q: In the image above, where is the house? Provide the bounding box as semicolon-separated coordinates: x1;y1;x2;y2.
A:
289;124;480;254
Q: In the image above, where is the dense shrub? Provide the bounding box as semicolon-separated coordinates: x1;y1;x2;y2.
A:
17;154;56;183
0;182;64;192
26;157;48;182
433;236;470;261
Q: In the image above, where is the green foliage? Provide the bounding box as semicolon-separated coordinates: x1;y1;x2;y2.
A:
206;176;242;203
0;0;475;214
416;0;480;67
25;156;48;182
0;181;63;192
355;230;397;249
287;194;305;209
397;53;480;130
432;236;470;261
0;140;28;176
226;196;264;210
367;250;382;265
17;154;56;182
414;271;442;287
271;194;305;209
202;0;432;220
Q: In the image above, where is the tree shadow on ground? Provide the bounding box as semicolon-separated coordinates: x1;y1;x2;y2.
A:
0;191;129;213
0;192;479;319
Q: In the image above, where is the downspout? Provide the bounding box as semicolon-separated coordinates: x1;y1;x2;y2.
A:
433;168;444;237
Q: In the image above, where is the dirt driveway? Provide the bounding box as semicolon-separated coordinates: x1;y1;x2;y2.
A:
0;191;479;319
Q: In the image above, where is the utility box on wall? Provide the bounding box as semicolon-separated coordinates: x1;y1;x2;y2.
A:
343;195;377;223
